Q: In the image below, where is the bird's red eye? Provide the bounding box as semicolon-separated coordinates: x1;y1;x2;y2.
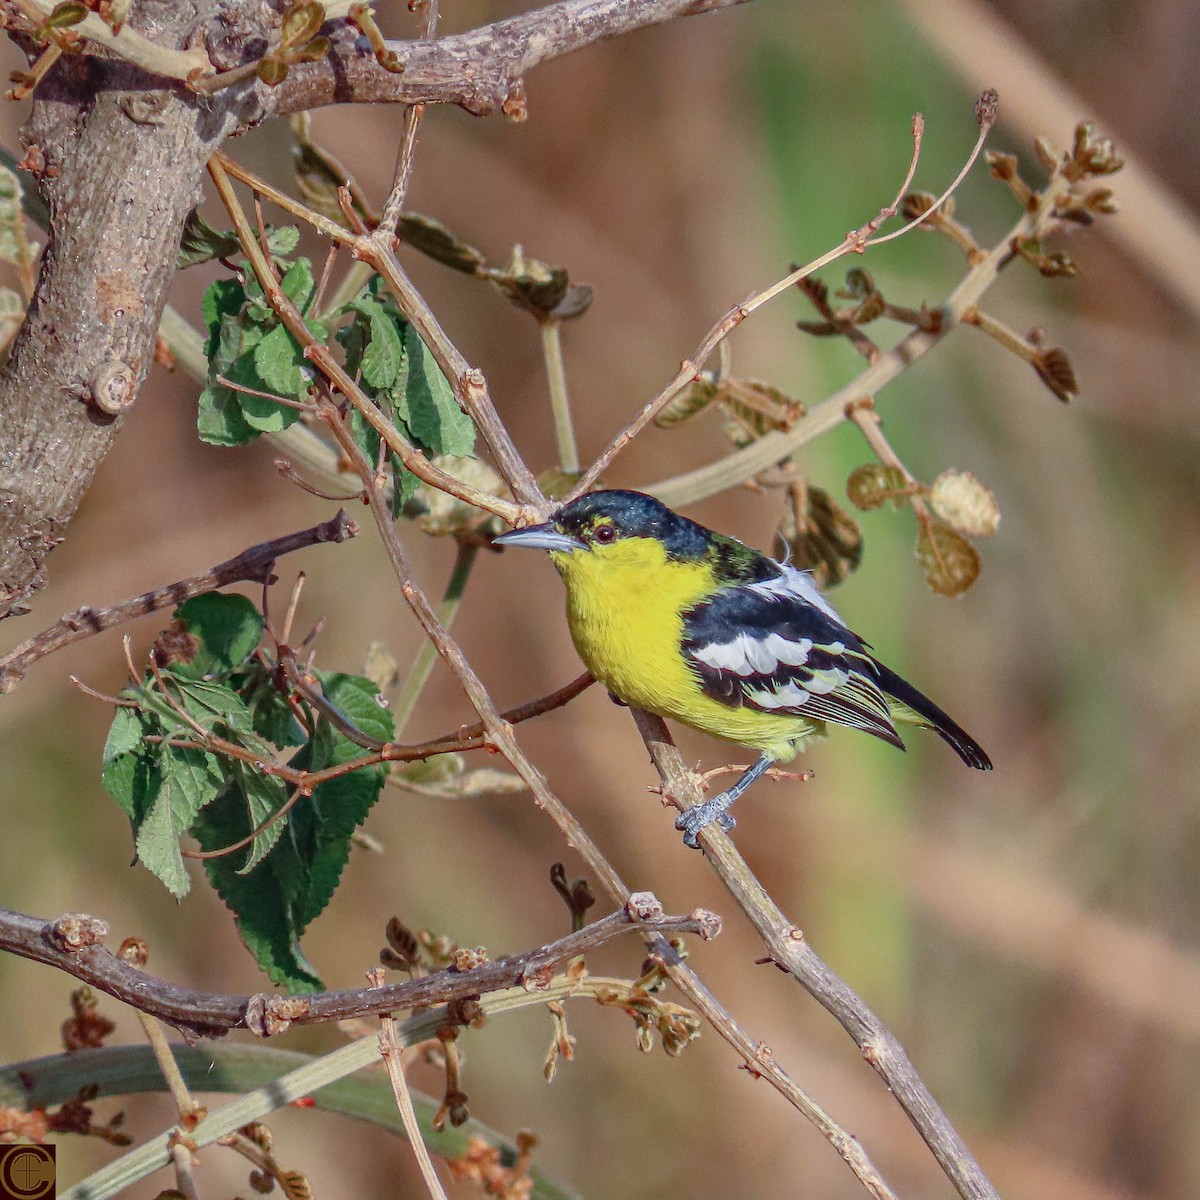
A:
593;524;616;544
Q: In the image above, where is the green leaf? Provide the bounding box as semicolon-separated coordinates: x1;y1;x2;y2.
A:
265;225;301;258
846;463;912;511
103;706;145;764
46;2;88;28
352;296;405;391
198;384;259;447
195;787;323;991
235;665;305;748
915;519;981;597
280;671;394;933
401;325;475;456
200;278;246;350
279;257;316;312
233;760;290;874
171;593;264;678
252;323;310;403
162;744;226;816
101;750;156;826
134;762;190;899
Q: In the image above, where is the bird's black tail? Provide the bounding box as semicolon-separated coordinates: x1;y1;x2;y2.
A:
869;659;993;770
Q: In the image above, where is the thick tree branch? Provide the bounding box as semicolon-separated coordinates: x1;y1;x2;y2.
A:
0;895;717;1038
274;0;754;117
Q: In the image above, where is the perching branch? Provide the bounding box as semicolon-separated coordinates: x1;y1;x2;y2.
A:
0;511;357;695
0;895;717;1038
633;710;1000;1200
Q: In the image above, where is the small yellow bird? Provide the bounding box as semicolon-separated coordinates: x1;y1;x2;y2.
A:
495;489;991;845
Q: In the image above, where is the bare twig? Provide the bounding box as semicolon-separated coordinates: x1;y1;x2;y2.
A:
567;98;994;500
376;1;440;240
0;512;357;695
648;152;1075;508
373;967;451;1200
0;899;715;1038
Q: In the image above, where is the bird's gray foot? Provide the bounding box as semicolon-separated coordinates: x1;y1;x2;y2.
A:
675;796;737;848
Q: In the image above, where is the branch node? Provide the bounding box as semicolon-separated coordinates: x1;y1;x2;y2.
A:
624;891;664;923
245;993;312;1038
45;913;109;952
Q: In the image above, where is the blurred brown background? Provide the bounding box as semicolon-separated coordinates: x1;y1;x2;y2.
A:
2;0;1199;1196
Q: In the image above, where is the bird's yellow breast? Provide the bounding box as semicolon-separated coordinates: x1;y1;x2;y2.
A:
551;538;818;759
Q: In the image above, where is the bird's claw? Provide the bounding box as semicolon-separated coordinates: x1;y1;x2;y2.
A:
675;799;736;849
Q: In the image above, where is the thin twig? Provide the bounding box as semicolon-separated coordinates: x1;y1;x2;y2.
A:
373;967;451;1200
376;0;440;240
542;321;579;474
648;153;1075;508
568;93;997;501
0;512;357;695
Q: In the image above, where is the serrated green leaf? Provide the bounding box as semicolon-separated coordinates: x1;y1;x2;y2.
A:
200;278;246;348
252;322;310;402
175;678;256;736
279;258;316;311
233;759;289;874
101;751;156;825
354;298;405;390
317;671;394;748
391;457;418;519
103;706;145;764
233;664;305;748
172;593;264;678
196;788;323;991
162;744;226;821
135;766;191;898
402;325;475;456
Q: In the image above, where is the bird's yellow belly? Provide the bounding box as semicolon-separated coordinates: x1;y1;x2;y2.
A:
553;542;817;760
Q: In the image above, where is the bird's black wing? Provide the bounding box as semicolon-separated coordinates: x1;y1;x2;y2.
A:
680;569;905;751
681;565;993;769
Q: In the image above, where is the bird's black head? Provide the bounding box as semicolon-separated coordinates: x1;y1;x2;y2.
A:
493;489;710;559
552;490;709;558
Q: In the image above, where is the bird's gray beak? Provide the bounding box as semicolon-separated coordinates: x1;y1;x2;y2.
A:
493;523;587;553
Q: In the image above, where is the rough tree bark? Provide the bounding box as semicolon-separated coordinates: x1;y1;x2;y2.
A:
0;1;262;619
